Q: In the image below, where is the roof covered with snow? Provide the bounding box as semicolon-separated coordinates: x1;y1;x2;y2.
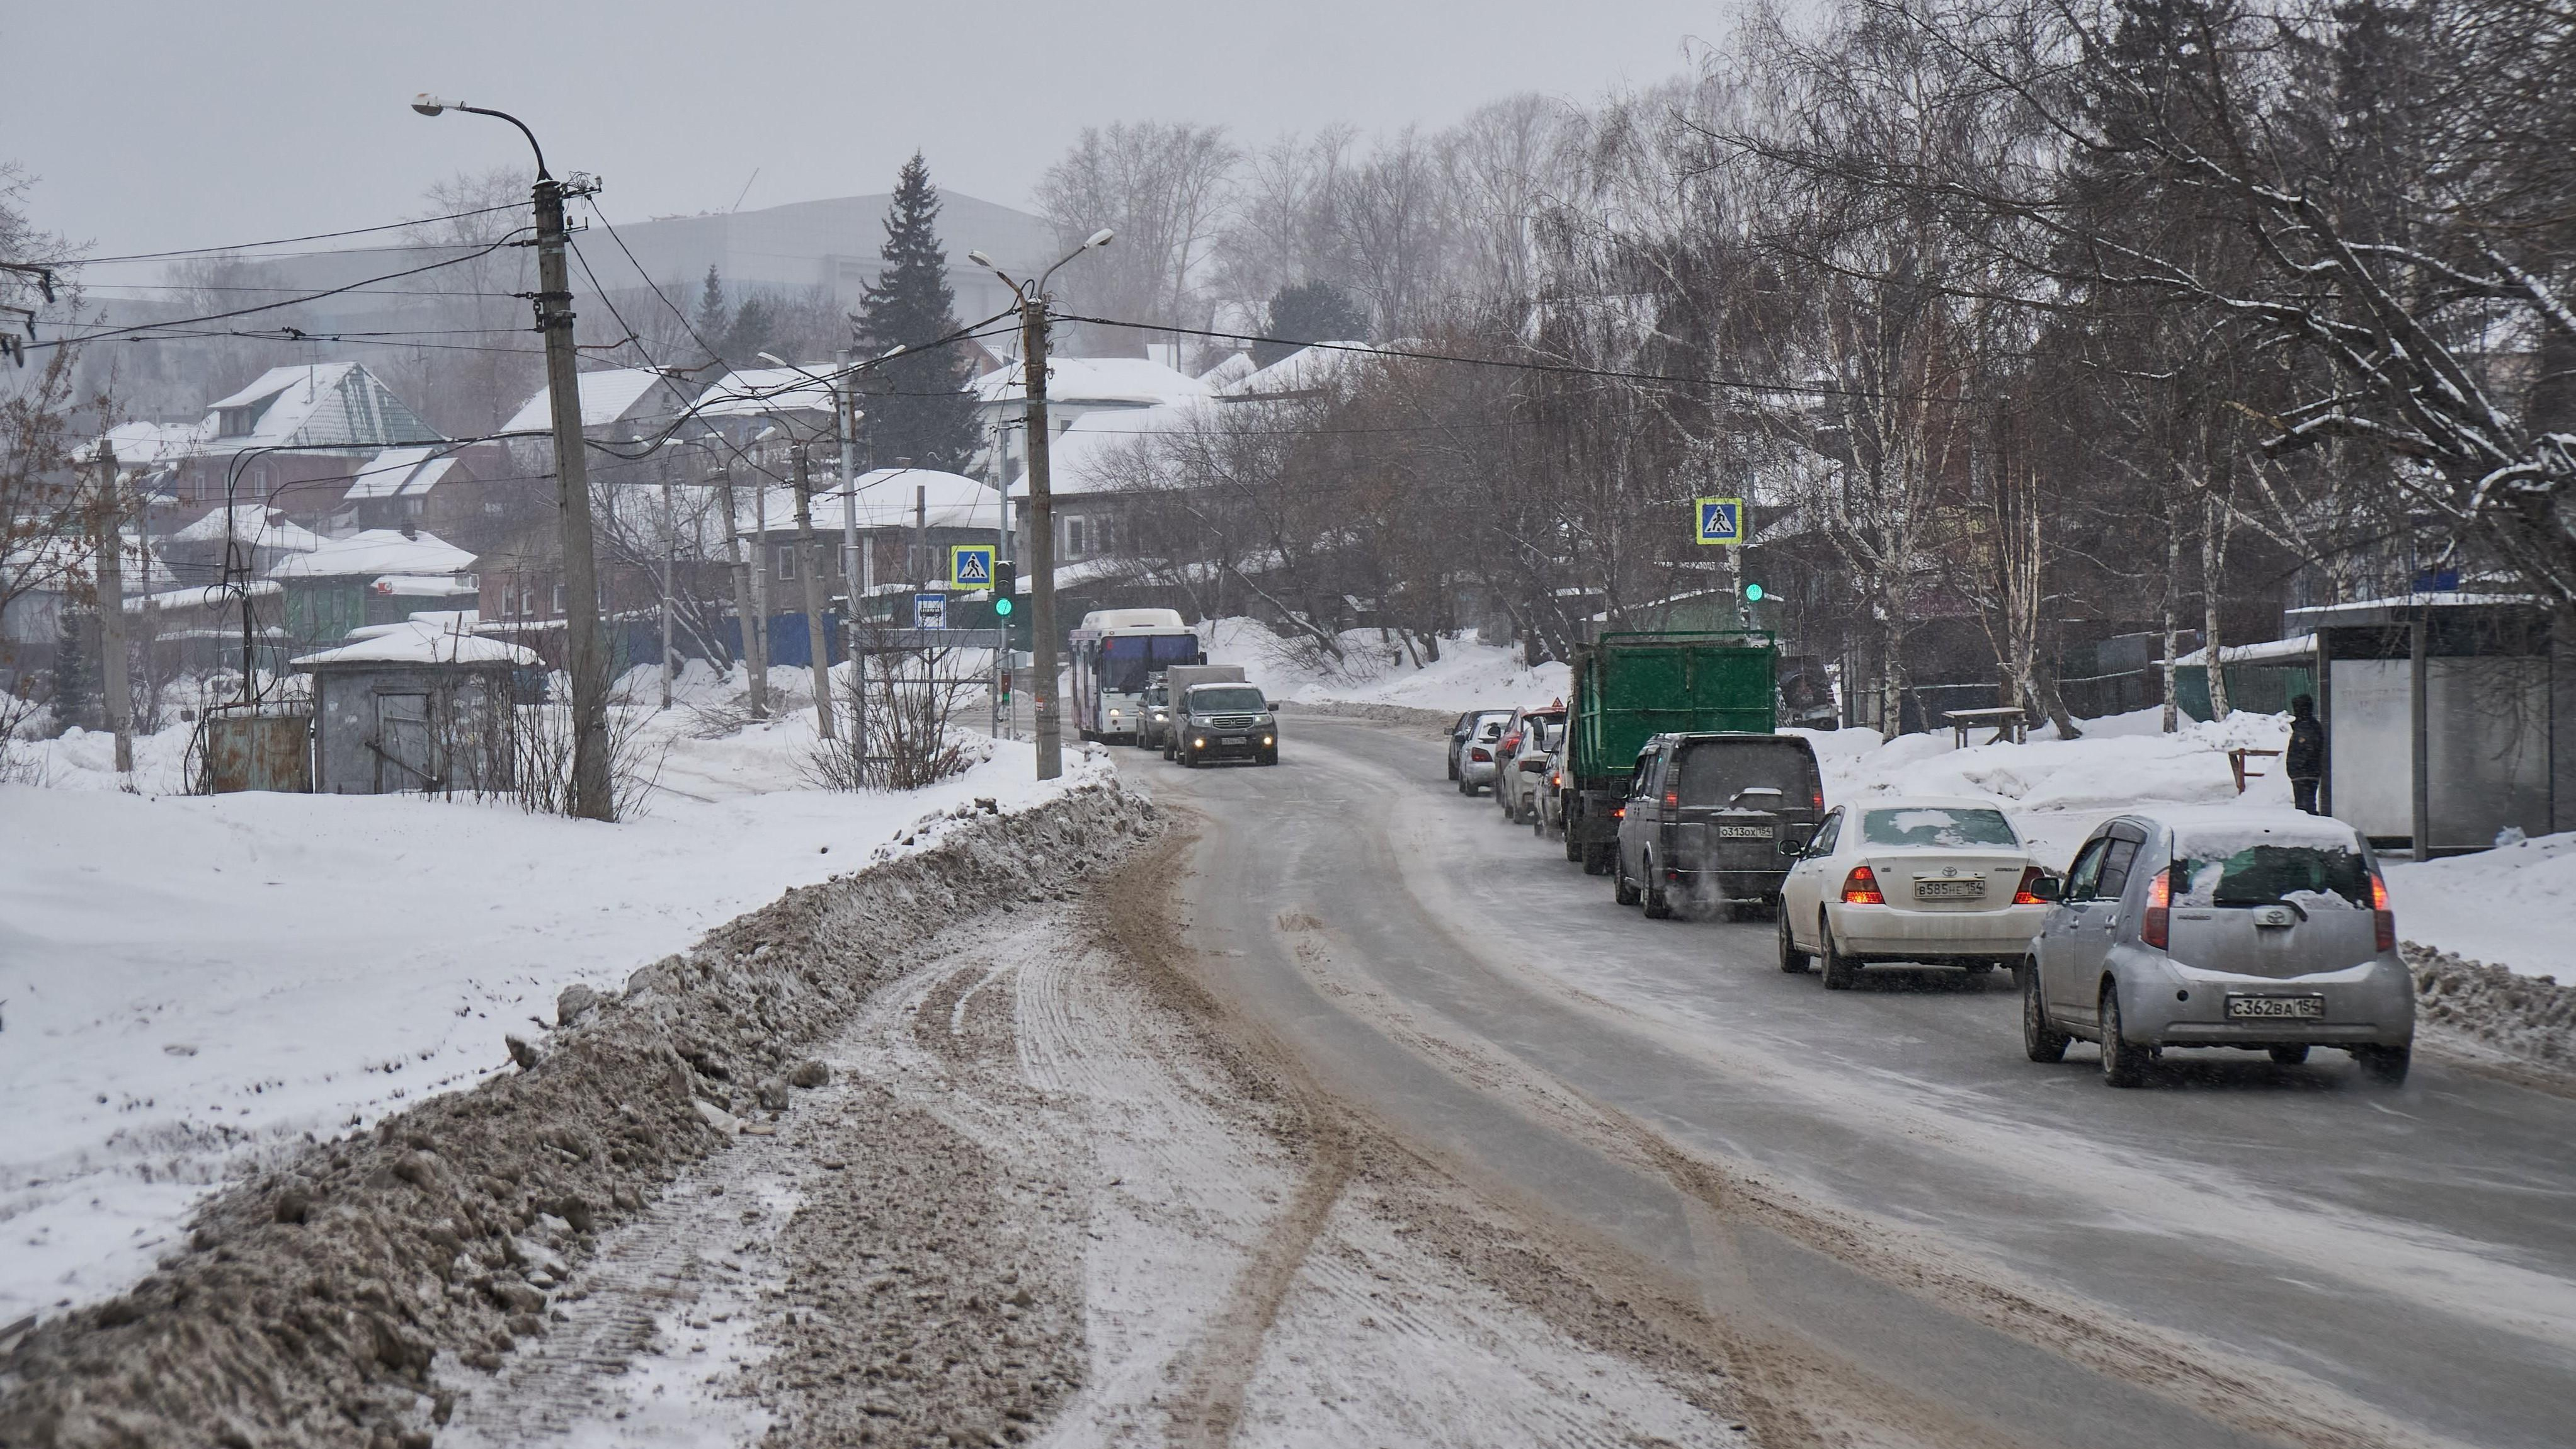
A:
343;446;462;503
1217;343;1369;400
83;419;208;467
501;368;687;435
694;366;842;420
200;363;444;453
972;356;1211;410
266;528;476;581
292;616;534;669
123;581;282;614
737;467;1001;535
1014;399;1221;497
167;505;322;552
2176;635;2317;667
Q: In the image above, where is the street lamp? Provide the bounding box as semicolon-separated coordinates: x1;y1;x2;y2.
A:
412;93;615;819
970;229;1113;781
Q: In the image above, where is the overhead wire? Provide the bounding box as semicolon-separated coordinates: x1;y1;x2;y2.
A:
59;203;529;266
30;232;533;351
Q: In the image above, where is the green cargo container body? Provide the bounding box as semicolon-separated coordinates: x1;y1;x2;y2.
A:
1562;630;1779;871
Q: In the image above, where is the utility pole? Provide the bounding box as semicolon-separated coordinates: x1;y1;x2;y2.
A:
791;441;836;741
967;228;1110;781
750;477;773;706
92;442;134;773
532;170;612;818
837;350;867;776
658;469;676;710
1022;300;1063;778
410;94;609;816
709;446;767;719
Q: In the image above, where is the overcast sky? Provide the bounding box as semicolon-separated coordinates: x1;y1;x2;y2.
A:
6;0;1745;262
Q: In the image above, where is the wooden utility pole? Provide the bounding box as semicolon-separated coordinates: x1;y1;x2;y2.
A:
792;442;836;741
1022;302;1063;780
658;470;676;710
710;448;767;719
91;442;134;773
532;172;613;819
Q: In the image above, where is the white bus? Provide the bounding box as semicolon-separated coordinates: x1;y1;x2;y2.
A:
1069;608;1204;744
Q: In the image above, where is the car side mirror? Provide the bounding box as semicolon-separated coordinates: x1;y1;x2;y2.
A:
2026;875;2063;903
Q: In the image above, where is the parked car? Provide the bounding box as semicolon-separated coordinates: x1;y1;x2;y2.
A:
1454;710;1511;794
1777;798;2055;987
1172;682;1280;766
1534;737;1570;840
1612;732;1824;918
1446;712;1478;781
2020;808;2415;1087
1495;707;1566;824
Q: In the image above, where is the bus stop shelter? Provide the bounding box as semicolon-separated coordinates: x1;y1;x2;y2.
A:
2285;593;2573;856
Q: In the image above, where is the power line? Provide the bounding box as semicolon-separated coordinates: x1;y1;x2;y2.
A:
59;203;529;267
31;234;532;351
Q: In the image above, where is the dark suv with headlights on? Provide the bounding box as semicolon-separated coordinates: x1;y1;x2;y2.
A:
1175;683;1279;766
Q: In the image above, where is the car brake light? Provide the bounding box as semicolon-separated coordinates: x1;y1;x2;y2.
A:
1812;786;1824;810
2371;872;2395;951
2013;865;2049;906
1611;805;1625;819
1471;747;1491;762
2141;867;2171;950
1550;772;1561;788
1841;866;1883;905
1663;788;1679;809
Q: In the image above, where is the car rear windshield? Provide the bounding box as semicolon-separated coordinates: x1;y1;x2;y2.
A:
2173;837;2371;910
1190;686;1265;713
1860;807;2019;849
1673;739;1818;807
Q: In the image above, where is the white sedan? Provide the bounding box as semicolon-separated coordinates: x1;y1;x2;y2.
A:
1776;797;2055;989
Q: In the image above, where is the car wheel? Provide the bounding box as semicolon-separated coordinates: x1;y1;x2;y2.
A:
2020;962;2069;1062
1447;754;1459;781
2100;984;2146;1088
1642;855;1673;919
1777;912;1809;974
1258;748;1278;766
1614;854;1642;906
1820;920;1859;991
2268;1044;2310;1065
2353;1043;2412;1086
1532;809;1547;838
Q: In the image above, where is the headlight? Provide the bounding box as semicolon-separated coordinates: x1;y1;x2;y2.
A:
1262;734;1274;745
1108;708;1121;718
1192;736;1206;747
1153;712;1166;720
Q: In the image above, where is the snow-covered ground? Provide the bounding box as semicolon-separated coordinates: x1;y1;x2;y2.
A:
1205;616;1570;715
0;665;1104;1326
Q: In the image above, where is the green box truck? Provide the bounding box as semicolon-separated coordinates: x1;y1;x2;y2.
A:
1560;630;1780;873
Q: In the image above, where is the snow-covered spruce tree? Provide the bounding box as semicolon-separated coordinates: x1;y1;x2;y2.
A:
853;154;978;474
692;264;730;367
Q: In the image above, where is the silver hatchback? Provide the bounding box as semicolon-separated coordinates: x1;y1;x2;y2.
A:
2022;807;2415;1086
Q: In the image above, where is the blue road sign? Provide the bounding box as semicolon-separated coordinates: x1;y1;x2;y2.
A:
915;592;949;630
1694;496;1746;546
949;544;996;588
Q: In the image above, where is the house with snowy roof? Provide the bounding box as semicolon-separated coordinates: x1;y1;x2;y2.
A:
144;363;447;531
265;527;477;648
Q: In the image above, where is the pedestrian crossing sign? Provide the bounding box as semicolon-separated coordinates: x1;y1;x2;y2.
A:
1694;497;1746;547
949;544;996;588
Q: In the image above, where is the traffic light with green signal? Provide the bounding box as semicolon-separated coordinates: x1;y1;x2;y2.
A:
990;561;1028;650
1743;581;1765;602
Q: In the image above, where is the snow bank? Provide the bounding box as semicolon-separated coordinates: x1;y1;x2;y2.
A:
0;709;1113;1324
1203;617;1571;715
2381;833;2576;982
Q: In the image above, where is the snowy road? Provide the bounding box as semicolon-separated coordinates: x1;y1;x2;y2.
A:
1152;715;2576;1449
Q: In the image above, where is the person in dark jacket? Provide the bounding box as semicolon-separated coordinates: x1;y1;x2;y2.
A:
2286;695;2326;814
